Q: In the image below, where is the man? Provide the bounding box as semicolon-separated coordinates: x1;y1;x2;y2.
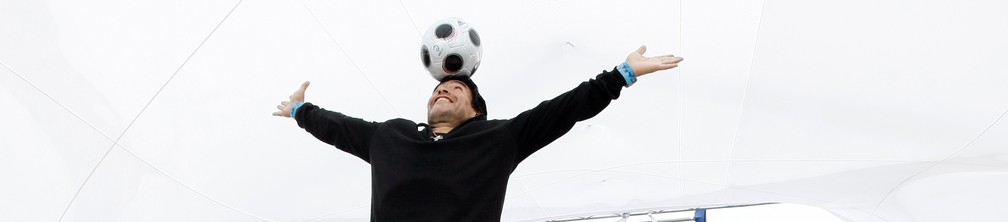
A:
272;46;683;221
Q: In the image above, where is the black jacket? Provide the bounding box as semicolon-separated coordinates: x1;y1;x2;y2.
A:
294;68;627;221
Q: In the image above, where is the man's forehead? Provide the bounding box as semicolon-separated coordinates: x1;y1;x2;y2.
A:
435;80;470;89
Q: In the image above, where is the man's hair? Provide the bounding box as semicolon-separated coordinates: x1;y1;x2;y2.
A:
437;75;487;120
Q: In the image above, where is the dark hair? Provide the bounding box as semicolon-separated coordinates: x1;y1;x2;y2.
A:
437;75;487;120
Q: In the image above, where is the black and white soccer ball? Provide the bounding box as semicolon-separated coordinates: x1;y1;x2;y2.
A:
420;17;482;81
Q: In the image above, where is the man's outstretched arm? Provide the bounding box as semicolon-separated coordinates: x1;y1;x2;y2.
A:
273;81;378;162
506;46;683;162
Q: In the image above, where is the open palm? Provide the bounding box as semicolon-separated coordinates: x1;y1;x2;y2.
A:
626;45;684;77
272;81;310;118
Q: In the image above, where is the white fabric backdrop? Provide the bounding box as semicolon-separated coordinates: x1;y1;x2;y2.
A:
2;0;1006;221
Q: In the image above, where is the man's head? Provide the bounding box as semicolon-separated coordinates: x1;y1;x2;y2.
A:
427;75;487;126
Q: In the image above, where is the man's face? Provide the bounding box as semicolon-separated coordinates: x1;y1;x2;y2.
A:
427;80;478;124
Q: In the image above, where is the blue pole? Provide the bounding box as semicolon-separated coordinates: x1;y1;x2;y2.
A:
694;208;706;222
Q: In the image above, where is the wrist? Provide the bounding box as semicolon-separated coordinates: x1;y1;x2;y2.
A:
617;61;637;87
290;101;305;118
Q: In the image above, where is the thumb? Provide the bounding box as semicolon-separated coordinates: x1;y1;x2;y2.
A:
293;81;310;101
636;45;647;55
296;81;310;95
299;81;310;91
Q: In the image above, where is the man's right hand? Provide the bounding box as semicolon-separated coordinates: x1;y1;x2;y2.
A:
272;81;310;118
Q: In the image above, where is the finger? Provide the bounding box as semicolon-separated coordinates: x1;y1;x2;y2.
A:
277;105;286;110
663;56;684;64
281;101;290;106
636;45;647;55
271;111;282;116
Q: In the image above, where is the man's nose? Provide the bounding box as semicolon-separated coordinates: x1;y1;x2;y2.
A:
436;88;449;94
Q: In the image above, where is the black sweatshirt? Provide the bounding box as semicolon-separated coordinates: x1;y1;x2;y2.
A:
294;68;627;221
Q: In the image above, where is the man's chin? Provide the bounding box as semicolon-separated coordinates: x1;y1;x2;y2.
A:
428;109;450;122
429;105;452;114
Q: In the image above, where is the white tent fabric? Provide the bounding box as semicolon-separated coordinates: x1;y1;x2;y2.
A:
2;0;1006;221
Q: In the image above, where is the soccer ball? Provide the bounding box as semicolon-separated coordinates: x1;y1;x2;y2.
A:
420;17;482;81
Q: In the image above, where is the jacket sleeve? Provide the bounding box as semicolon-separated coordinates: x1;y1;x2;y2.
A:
294;102;379;163
506;68;627;163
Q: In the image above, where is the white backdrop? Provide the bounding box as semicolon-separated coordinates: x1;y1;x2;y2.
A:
2;0;1006;221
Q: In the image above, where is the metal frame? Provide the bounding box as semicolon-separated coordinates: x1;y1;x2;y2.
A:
527;202;778;222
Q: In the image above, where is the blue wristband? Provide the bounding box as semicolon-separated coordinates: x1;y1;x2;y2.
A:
618;62;637;87
290;102;305;119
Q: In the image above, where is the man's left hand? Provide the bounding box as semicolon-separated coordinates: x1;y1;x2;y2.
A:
626;45;684;77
